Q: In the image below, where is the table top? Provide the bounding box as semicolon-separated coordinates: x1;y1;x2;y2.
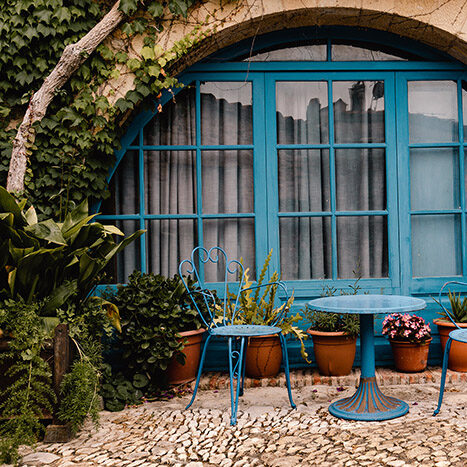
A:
308;294;426;315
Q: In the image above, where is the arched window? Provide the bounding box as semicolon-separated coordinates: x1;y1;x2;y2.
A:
98;28;467;305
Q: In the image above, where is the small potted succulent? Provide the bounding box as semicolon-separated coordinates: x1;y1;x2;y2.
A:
303;279;360;376
433;290;467;372
382;313;431;372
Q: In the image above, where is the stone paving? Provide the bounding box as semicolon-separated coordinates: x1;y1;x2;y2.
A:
15;369;467;467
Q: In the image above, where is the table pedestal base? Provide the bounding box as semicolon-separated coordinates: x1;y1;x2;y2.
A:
329;377;409;421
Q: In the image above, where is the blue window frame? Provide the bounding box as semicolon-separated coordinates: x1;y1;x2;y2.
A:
96;30;467;367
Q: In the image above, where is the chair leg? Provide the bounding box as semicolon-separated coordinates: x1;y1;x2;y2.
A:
279;332;296;410
185;334;212;410
228;337;246;426
239;338;248;397
433;337;452;416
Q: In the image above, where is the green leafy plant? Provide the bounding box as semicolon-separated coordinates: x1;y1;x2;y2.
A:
302;279;361;338
217;250;309;362
434;290;467;324
103;271;207;409
0;299;56;464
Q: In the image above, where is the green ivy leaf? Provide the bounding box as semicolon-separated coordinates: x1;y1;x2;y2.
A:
141;46;155;61
126;58;141;71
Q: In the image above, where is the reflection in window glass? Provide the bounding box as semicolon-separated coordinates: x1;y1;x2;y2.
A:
408;81;458;143
146;219;197;277
412;215;461;277
336;216;388;278
335;149;386;211
278;149;330;212
280;217;331;280
333;81;385;143
276;82;329;144
332;43;408;61
245;44;327;61
201;82;252;145
410;148;459;211
144;151;197;215
201;150;254;214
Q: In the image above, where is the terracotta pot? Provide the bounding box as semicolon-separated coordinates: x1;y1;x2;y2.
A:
389;338;431;373
307;329;357;376
245;334;282;378
167;328;205;385
434;319;467;372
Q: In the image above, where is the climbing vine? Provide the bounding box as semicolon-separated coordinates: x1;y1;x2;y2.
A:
0;0;223;218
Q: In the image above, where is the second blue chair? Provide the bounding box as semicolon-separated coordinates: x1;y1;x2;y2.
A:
433;280;467;416
178;246;296;425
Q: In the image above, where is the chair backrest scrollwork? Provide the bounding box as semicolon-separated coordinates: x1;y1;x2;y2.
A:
437;281;467;329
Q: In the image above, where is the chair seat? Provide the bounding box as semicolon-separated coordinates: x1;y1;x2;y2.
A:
449;328;467;343
211;324;282;337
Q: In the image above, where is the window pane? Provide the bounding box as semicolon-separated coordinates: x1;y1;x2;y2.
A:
278;149;330;212
143;86;195;146
203;218;255;282
280;217;331;280
408;81;458;143
146;219;197;277
201;82;252;145
276;82;329;144
332;42;408;61
333;81;385;143
463;81;467;141
102;220;141;284
335;148;386;211
411;214;461;277
245;44;327;62
144;151;196;214
201;150;253;213
101;151;139;215
337;216;388;278
410;148;460;210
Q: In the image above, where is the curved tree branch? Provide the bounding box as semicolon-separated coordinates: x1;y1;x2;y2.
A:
6;1;124;193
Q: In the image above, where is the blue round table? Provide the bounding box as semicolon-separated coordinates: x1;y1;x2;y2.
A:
308;294;426;421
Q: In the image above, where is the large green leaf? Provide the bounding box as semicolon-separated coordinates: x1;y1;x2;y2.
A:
8;240;35;264
42;280;78;315
24;205;38;226
25;219;67;245
0;186;25;227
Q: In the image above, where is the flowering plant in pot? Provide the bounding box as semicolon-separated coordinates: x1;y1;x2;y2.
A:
303;280;360;376
382;313;431;372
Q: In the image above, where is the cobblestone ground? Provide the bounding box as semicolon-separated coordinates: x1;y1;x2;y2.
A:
17;382;467;467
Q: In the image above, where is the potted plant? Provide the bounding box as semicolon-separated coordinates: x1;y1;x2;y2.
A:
433;290;467;372
382;313;431;372
303;280;360;376
109;271;208;392
219;250;309;378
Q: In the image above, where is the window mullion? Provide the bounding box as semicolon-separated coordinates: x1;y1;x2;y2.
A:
457;79;466;277
139;129;147;273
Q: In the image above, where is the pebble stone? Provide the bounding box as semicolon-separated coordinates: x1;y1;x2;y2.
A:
13;378;467;467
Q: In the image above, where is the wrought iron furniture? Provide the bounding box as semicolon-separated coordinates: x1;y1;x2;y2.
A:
308;294;426;421
178;246;296;426
433;281;467;416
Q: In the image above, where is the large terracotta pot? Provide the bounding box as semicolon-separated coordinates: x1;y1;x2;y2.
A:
434;319;467;372
389;338;431;373
167;328;205;385
245;334;282;378
307;329;357;376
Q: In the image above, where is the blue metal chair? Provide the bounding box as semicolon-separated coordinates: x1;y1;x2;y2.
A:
433;280;467;416
178;246;296;425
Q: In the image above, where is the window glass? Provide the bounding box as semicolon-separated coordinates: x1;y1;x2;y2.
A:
201;82;252;145
278;149;330;212
144;151;197;215
332;42;408;61
411;215;462;277
408;81;458;143
276;82;329;144
201;150;253;213
333;81;385;143
335;148;386;211
143;87;195;146
410;148;460;210
280;217;332;280
336;216;388;278
463;81;467;142
146;219;197;277
245;44;327;61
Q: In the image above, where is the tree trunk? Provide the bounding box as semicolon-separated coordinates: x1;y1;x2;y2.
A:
6;1;125;193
